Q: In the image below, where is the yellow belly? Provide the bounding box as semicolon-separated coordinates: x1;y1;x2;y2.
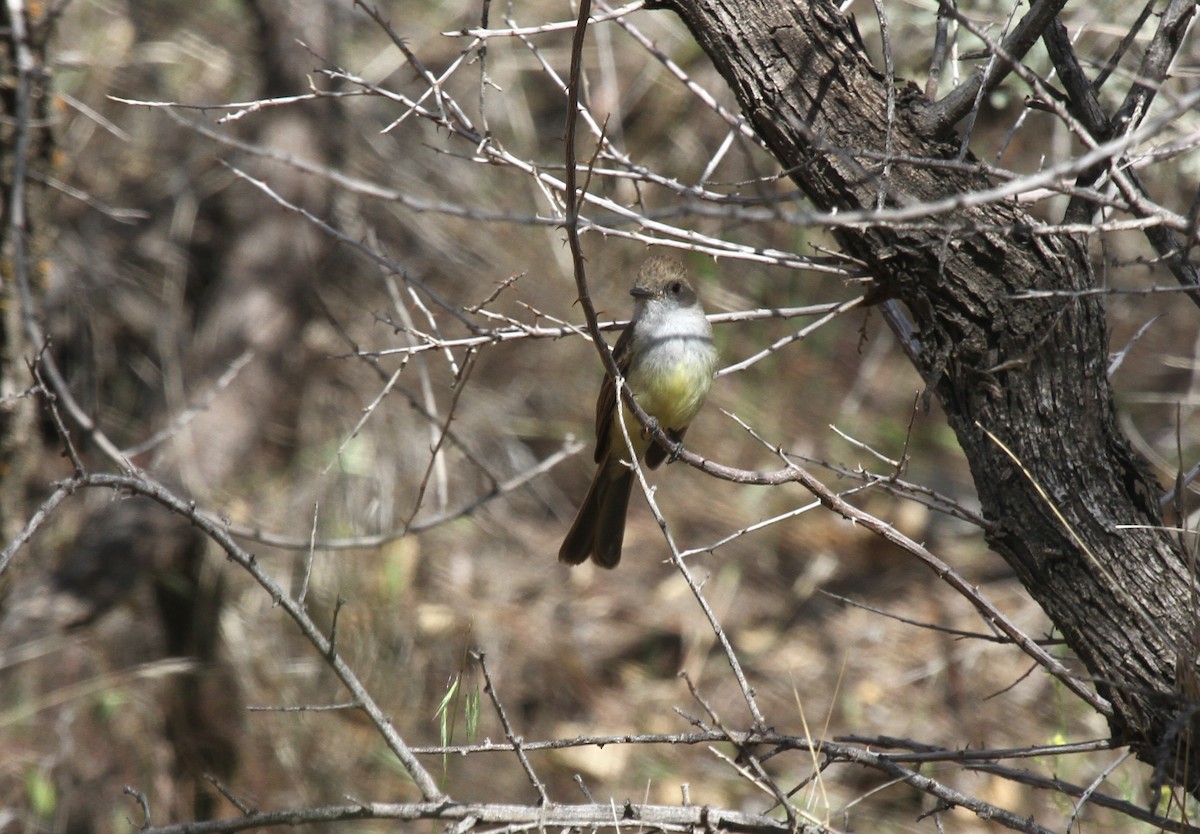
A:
629;361;713;432
608;346;715;460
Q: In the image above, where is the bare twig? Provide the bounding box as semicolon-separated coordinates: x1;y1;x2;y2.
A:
217;438;584;551
123;785;152;829
672;443;1112;716
922;0;1070;135
0;484;73;577
474;651;549;805
819;590;1067;646
72;473;446;802
129;798;802;834
122;350;255;458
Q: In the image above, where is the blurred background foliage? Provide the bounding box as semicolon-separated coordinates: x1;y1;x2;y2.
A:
1;0;1198;831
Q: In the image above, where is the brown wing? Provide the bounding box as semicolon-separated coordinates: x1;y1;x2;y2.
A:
592;325;634;464
593;373;614;464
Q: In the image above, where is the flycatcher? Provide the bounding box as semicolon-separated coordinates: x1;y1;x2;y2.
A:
559;255;718;568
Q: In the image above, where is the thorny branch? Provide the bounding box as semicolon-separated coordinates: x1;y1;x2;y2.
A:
7;0;1200;831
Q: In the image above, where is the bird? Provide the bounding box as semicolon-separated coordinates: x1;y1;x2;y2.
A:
559;255;718;568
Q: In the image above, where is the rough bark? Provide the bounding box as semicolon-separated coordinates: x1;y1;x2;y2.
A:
652;0;1200;793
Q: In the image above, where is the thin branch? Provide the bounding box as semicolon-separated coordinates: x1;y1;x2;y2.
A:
444;1;645;38
920;0;1070;133
1045;8;1200;306
675;445;1112;716
402;349;479;526
1109;314;1164;377
216;437;584;551
715;297;864;377
1068;750;1133;831
924;0;953;100
129;798;801;834
72;473;445;803
819;590;1067;646
1109;0;1196;139
474;652;549;805
122;350;255;458
362;301;856;361
629;442;770;730
0;484;73;578
1094;0;1159;90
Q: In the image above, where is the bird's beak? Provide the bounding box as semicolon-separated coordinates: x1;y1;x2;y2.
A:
629;286;654;299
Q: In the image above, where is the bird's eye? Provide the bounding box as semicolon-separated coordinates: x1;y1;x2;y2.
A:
669;281;683;294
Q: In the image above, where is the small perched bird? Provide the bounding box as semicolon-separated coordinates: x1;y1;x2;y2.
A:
559;255;718;568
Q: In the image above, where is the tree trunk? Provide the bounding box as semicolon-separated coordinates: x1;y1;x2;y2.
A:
653;0;1200;795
